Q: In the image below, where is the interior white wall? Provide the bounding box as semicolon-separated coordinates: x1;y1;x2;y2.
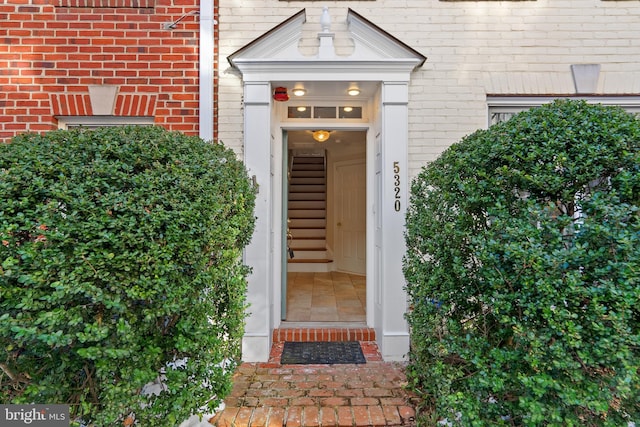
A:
325;134;367;259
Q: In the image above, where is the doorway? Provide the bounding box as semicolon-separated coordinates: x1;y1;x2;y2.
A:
283;130;367;323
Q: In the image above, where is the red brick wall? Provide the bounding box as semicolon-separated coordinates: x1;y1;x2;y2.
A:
0;0;218;141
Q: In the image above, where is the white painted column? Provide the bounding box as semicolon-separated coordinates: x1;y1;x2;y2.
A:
198;0;214;142
241;82;273;362
379;81;410;361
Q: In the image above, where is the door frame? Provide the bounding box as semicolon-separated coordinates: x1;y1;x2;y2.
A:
277;125;371;324
239;81;412;362
280;132;289;320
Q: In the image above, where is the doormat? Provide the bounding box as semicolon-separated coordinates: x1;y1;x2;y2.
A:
280;341;366;365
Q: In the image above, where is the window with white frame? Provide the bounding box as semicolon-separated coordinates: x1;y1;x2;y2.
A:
56;116;155;130
487;96;640;126
487;95;640;228
286;105;364;120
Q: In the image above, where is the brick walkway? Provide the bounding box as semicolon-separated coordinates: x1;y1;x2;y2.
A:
210;328;419;427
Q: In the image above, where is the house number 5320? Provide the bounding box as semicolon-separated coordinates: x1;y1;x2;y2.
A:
393;161;401;212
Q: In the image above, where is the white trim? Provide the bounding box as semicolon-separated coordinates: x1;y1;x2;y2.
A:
199;0;215;142
487;95;640;125
56;116;154;129
241;81;274;362
230;61;423;82
488;95;640;107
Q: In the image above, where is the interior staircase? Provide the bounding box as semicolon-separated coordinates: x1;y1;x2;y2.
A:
287;153;333;272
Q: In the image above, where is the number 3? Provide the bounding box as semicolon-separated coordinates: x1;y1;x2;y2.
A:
393;161;401;212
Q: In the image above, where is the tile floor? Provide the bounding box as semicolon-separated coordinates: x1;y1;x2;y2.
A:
285;272;366;322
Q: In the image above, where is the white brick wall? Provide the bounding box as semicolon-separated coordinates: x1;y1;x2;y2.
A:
218;0;640;176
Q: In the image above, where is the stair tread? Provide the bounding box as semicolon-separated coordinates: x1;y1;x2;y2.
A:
289;156;327;264
292;165;324;170
293;158;323;161
290;171;325;177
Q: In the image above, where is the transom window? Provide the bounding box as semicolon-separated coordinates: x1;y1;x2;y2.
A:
286;105;363;120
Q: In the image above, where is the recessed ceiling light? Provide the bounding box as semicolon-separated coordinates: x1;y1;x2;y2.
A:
297;106;307;112
343;106;353;112
292;88;306;96
347;87;360;96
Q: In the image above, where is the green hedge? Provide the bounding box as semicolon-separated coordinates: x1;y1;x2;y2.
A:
404;100;639;426
0;126;256;426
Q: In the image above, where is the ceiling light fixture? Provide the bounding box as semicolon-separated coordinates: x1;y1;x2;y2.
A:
343;106;353;112
312;130;330;143
292;88;306;96
296;106;307;112
347;87;360;96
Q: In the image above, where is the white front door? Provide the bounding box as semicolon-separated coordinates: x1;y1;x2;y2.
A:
335;159;366;274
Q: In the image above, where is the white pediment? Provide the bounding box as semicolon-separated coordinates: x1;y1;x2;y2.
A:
345;9;425;65
228;9;308;62
228;8;426;78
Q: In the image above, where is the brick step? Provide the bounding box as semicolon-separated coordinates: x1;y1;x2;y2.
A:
272;327;376;342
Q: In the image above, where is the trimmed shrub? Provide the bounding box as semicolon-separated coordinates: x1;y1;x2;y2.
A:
0;126;256;426
404;100;639;426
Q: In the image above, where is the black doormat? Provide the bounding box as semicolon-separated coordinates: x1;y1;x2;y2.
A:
280;341;366;365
